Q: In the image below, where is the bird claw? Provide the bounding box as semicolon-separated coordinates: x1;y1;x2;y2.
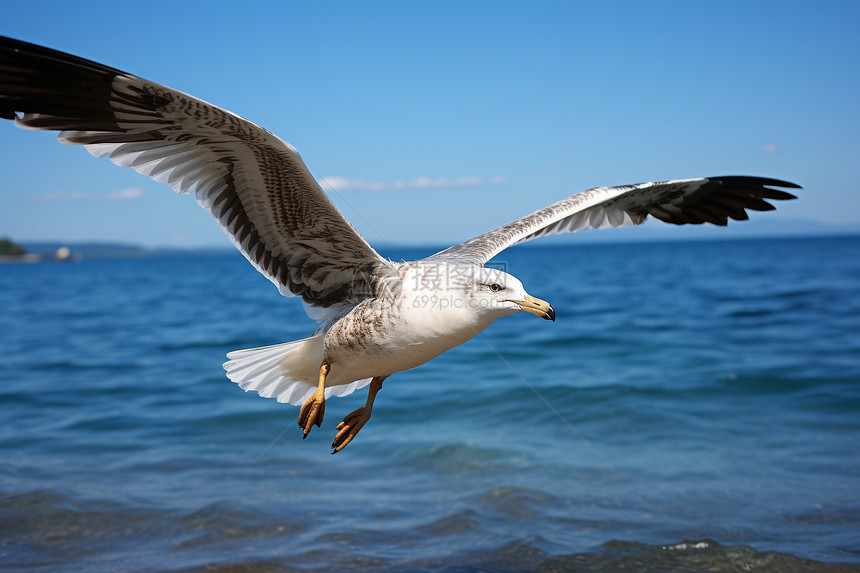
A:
298;389;325;438
331;406;369;453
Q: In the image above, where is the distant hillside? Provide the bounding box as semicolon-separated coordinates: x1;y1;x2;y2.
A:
0;237;26;256
20;241;233;259
12;218;860;261
22;241;145;258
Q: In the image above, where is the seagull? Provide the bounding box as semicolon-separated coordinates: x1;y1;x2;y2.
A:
0;37;799;452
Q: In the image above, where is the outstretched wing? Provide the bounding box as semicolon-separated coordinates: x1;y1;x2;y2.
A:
0;37;396;309
427;176;800;266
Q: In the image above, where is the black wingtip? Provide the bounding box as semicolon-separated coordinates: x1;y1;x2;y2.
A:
710;175;802;190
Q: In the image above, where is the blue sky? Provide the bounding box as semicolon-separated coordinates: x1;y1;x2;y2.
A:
2;1;858;249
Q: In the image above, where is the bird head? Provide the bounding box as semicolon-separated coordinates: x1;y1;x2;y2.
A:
464;266;556;322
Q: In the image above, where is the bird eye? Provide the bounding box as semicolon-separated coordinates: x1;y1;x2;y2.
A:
488;283;503;293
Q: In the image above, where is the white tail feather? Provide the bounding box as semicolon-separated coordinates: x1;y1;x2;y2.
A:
223;336;373;405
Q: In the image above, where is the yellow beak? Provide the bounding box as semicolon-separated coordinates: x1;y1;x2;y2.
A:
511;295;556;322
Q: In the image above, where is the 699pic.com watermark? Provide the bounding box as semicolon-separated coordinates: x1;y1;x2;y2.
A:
410;293;506;311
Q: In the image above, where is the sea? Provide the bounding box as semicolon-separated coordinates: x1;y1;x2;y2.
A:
1;236;859;572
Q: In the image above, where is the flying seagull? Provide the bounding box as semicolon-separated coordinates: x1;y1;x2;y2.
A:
0;37;799;452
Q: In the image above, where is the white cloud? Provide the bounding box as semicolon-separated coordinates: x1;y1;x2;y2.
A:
321;175;506;192
33;187;144;202
761;143;778;154
106;187;144;201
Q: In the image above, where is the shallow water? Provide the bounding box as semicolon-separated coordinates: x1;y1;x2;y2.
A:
1;236;859;571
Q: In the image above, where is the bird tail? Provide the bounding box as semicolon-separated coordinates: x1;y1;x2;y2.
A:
223;335;372;405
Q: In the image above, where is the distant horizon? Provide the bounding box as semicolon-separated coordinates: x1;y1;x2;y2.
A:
14;221;859;256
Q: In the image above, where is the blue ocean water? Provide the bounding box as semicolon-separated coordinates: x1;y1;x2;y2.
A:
1;236;859;572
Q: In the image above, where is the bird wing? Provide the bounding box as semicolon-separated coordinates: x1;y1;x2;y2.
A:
427;176;800;266
0;37;397;313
